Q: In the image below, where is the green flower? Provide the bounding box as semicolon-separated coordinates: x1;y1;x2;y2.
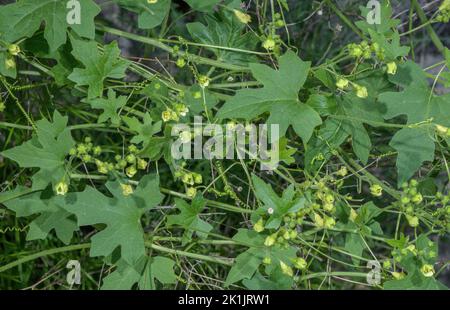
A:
420;264;435;277
280;261;294;277
293;257;307;270
55;181;69;196
253;218;265;233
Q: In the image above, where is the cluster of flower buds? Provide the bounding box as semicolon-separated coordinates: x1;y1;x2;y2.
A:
174;166;203;198
335;78;369;98
348;41;384;61
398;180;423;228
69;138;148;179
436;0;450;23
162;103;189;122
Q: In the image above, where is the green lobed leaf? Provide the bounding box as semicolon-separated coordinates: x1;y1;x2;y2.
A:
61;174;164;264
68;37;129;99
166;195;213;244
379;61;450;185
0;0;100;51
1;110;75;190
217;51;322;144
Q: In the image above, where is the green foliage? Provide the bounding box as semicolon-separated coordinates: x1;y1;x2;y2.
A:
2;110;74;190
68;38;129;99
0;0;449;291
167;195;213;243
217;51;322;144
0;0;100;51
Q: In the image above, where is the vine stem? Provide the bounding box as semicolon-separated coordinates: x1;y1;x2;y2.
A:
96;25;250;72
298;271;374;282
0;242;234;274
0;243;91;273
411;0;445;53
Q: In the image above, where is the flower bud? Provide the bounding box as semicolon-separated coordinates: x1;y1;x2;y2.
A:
324;216;336;229
336;78;349;90
262;38;276;51
233;9;252;24
162;109;173;122
313;213;324;227
8;44;20;56
126;154;136;163
126;165;137;178
179;130;192;143
355;85;368;98
337;166;348;177
386;62;397;75
293;257;307;270
262;256;272;265
197;75;210;88
186;187;197;197
370;184;383;197
420;264;435;277
406;214;419;227
280;261;294;277
55;181;69;196
264;234;277;247
182;173;194;185
120;183;134;196
176;58;186;68
253;218;265;233
411;193;423;204
5;57;16;69
137;158;148;170
194;173;202;184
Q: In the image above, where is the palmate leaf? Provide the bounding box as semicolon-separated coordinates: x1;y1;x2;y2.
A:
187;11;257;66
1;110;74;190
87;89;127;125
166;195;213;244
379;61;450;186
68;37;129;99
61;174;164;264
112;0;171;29
122;113;162;146
3;191;77;245
217;51;322;144
101;256;177;290
0;0;100;52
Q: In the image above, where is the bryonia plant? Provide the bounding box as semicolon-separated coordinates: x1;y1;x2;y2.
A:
0;0;449;290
